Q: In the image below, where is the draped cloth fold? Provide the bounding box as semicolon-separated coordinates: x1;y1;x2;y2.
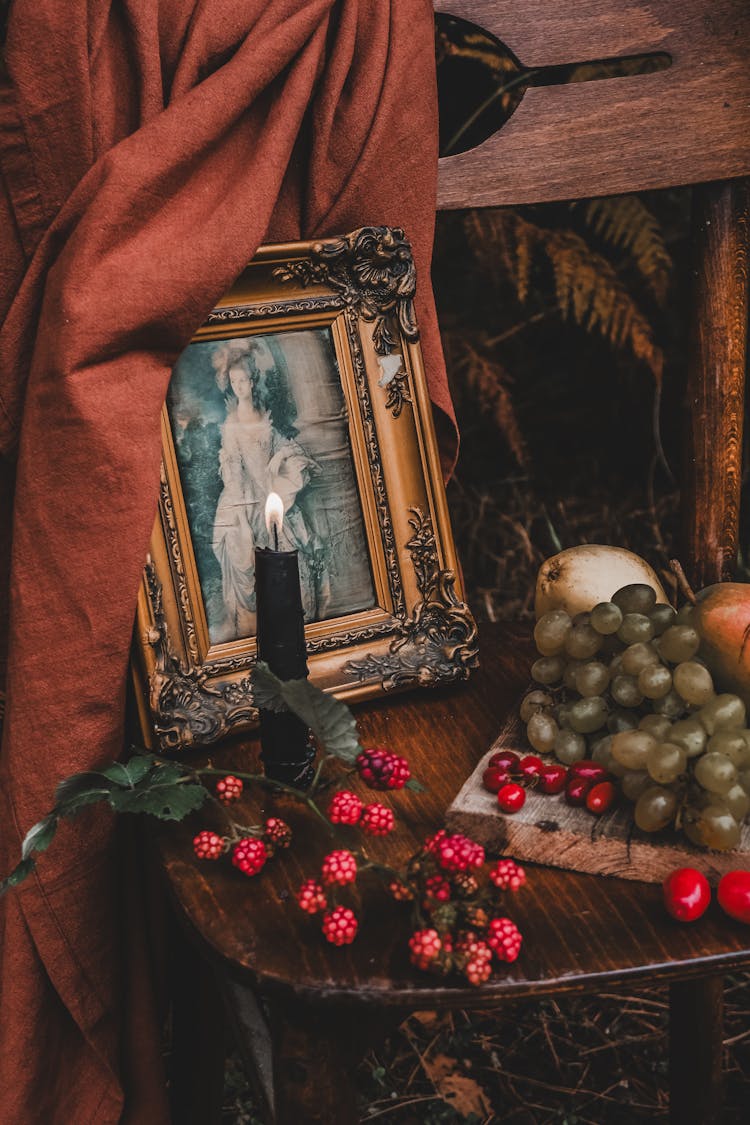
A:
0;2;455;1120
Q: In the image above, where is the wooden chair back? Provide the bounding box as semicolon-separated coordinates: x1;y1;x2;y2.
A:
434;0;750;590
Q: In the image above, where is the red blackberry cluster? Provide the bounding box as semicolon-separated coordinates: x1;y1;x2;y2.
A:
327;790;396;837
356;747;411;790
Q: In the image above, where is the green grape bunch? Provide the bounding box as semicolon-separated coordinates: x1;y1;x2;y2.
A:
523;582;750;851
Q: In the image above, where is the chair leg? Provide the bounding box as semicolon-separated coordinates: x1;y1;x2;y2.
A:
682;178;750;589
168;932;228;1125
264;998;401;1125
669;975;724;1125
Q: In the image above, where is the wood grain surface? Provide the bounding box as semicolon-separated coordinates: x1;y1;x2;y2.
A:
447;713;750;883
157;624;750;1010
434;0;750;206
682;179;750;588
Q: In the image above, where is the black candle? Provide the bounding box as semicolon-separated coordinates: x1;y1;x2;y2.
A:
255;493;315;787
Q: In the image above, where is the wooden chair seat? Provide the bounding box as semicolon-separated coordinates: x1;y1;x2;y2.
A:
158;624;750;1123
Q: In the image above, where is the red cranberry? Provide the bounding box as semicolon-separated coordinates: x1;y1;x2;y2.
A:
497;783;526;813
585;780;617;815
538;763;568;795
519;754;544;780
565;776;593;806
663;867;711;922
482;765;510;793
569;760;608;783
489;750;521;773
717;871;750;924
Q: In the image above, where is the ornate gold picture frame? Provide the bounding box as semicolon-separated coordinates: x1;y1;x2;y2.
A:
133;226;478;751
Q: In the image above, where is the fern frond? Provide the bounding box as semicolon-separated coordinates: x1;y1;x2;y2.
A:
462;207;663;381
444;332;528;467
464;210;536;301
543;227;664;381
583;196;672;304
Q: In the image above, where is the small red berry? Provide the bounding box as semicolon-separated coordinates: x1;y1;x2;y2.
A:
455;933;492;985
497;783;526;813
263;817;292;849
519;754;544;780
425;874;452;902
455;932;492;960
328;789;364;826
231;837;267;877
389;879;414;902
215;774;243;804
435;833;485;873
322;906;358;945
424;829;446;856
586;780;616;815
321;849;357;886
538;763;568;795
487;917;523;962
409;928;442;970
569;761;609;783
663;867;711;922
296;879;327;914
489;859;526;891
482;765;510;793
717;871;750;924
193;830;225;860
565;776;593;806
453;871;480;898
356;747;411;790
360;802;395;836
464;955;492;986
489;750;520;773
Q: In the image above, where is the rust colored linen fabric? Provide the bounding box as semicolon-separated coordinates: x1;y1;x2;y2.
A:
0;2;455;1121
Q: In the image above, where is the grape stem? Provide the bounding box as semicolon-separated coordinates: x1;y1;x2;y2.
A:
669;558;697;606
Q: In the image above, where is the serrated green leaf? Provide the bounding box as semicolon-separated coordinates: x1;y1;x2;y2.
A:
101;755;156;788
0;856;36;895
404;777;426;793
21;814;58;860
146;761;187;786
107;779;207;821
252;663;363;764
251;662;288;713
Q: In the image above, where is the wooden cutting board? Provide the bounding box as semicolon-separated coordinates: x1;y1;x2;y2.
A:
446;713;750;884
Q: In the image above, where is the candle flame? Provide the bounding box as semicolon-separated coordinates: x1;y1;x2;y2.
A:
264;491;284;537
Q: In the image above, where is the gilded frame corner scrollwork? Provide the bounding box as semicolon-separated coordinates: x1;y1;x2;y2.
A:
132;226;477;752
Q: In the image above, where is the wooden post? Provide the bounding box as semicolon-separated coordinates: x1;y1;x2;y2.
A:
682;179;750;589
669;976;724;1125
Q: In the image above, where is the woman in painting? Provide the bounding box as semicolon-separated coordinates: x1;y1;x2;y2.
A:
211;339;330;639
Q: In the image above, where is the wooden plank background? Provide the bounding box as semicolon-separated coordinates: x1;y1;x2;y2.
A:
435;0;750;206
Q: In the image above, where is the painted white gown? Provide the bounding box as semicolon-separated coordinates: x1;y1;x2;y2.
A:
211;412;330;640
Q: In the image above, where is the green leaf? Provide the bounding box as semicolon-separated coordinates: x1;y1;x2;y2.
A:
54;770;114;806
107;778;208;821
404;777;426;793
252;662;363;764
251;662;289;713
101;754;155;787
21;814;58;860
59;788;115;816
0;856;36;895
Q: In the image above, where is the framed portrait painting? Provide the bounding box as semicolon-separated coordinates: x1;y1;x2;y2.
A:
133;226;478;751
